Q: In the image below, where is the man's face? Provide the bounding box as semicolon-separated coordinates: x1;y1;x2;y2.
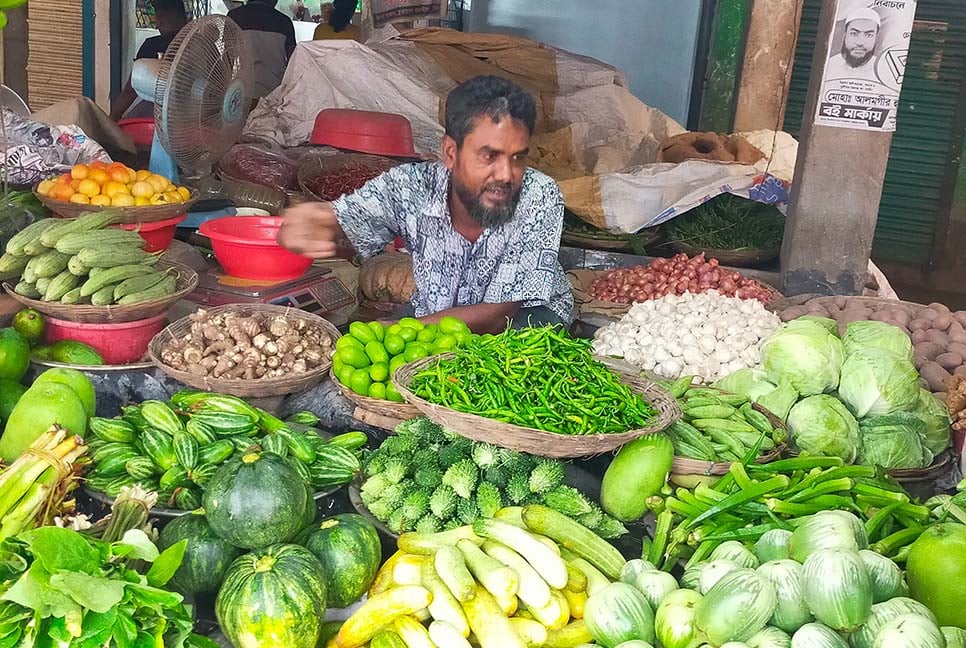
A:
842;19;878;67
155;11;184;35
444;116;529;229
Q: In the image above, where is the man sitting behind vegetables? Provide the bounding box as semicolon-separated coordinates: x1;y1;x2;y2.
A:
278;76;575;334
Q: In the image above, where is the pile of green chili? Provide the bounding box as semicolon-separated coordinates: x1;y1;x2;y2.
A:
408;326;657;435
664;193;785;251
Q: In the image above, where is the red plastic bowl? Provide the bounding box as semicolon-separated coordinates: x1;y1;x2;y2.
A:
44;313;166;365
199;216;312;281
110;213;186;252
310;109;416;158
118;118;156;147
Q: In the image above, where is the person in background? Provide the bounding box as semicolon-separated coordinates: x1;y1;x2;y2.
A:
110;0;188;121
313;0;359;40
278;75;574;334
227;0;297;98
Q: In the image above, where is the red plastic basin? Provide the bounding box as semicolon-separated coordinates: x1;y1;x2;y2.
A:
310;109;416;158
44;313;166;365
118;118;156;147
110;213;186;252
199;216;312;281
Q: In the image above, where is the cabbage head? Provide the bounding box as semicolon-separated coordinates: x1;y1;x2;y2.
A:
795;316;840;337
838;349;920;418
858;413;930;469
761;322;845;397
714;368;778;401
912;388;951;455
787;395;861;463
756;380;800;423
841;321;913;360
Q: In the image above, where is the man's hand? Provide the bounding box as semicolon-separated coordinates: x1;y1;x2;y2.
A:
278;201;346;259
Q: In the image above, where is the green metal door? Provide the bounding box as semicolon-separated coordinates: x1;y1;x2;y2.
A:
784;0;966;265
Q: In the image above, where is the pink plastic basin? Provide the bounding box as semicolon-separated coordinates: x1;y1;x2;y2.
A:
44;313;167;365
110;214;186;252
199;216;312;281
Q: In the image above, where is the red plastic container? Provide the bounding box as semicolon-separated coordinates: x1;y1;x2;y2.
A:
110;214;186;252
199;216;312;281
117;118;156;147
44;314;166;365
310;109;416;158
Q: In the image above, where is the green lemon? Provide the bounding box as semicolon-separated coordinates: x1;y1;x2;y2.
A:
368;382;387;400
332;354;344;376
365;341;390;364
398;317;424;331
336;335;364;352
416;327;436;344
348;321;376;344
404;343;430;363
385;382;405;403
432;334;458;352
12;309;45;347
340;346;371;369
438;315;469;336
367;321;385;341
397;326;418;343
384;333;405;356
454;331;473;346
337;365;355;386
389;355;408;375
349;368;372;396
369;362;390;382
387;324;403;337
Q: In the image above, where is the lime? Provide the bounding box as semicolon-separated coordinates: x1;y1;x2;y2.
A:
349;368;372;395
340;346;371;369
337;365;355;386
384;333;406;356
454;331;473;346
432;334;458;352
369;362;390;382
335;335;364;352
367;321;385;341
348;321;376;344
368;382;387;400
332;354;344;376
365;341;389;364
397;326;418;343
438;315;469;336
416;327;436;344
0;329;31;382
387;324;403;337
404;343;430;363
0;379;27;422
385;382;405;403
389;355;408;375
398;317;424;331
12;309;44;347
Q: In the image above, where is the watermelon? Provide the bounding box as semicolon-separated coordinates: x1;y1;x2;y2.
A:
203;451;310;550
216;543;327;648
158;511;241;595
300;513;381;608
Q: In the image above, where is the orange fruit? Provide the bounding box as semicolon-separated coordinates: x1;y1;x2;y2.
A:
56;173;73;184
36;180;54;196
163;191;182;204
147;175;169;193
89;169;109;185
77;179;101;197
50;184;74;201
111;194;136;207
135;169;151;181
176;186;191;201
89;161;108;170
103;181;129;198
90;195;112;207
70;164;90;180
127;168;137;183
131;181;154;198
149;194;169;205
69;193;90;204
70;178;82;191
134;196;151;206
108;167;130;184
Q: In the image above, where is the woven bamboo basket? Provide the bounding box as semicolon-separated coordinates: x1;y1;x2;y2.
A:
149;303;340;397
671;399;789;476
36;189;199;224
3;260;198;324
330;369;421;431
670;241;780;268
783;447;953;482
392;353;681;458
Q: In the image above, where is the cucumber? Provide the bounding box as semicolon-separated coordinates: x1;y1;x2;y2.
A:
419;559;470;637
59;287;87;304
76;245;152;268
520;505;625;581
473;518;568;590
13;281;40;298
67;255;90;276
56;229;146;255
0;253;28;279
44;270;80;301
80;264;155;297
433;545;476;603
90;285;118;306
6;219;59;256
481;540;552;609
39;211;122;248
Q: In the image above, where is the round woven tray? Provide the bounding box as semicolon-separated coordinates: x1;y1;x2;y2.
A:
149;303;340;397
561;227;661;252
670;241;780;267
3;260;198;324
330;369;421;431
36;189;199;224
392;353;681;458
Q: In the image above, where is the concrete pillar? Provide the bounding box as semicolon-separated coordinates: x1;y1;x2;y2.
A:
733;0;803;132
780;0;899;296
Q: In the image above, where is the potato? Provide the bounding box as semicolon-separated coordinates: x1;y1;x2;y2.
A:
935;392;948;403
955;311;966;327
910;318;932;332
833;296;848;309
806;303;829;315
947;342;966;359
912;329;931;344
933;314;954;331
951;332;966;345
886;308;911;327
914;341;944;360
919;308;940;321
956;365;966;377
948;320;966;337
936;352;963;371
914;353;929;370
929;302;951;315
926;329;949;346
780;306;809;321
839;310;872;325
920;361;953;393
883;322;910;335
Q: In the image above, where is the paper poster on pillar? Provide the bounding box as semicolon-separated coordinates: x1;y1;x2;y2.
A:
369;0;447;26
814;0;917;132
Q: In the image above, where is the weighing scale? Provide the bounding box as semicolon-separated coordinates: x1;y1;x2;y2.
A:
186;263;356;316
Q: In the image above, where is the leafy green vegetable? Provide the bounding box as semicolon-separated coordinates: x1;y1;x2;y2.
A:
839;349;920;418
859;413;930;469
912;389;951;456
786;395;861;463
842;321;913;360
664;193;785;251
713;368;777;401
761;322;844;397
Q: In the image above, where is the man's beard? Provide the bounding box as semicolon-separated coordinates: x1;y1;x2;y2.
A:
453;178;522;228
842;43;874;68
